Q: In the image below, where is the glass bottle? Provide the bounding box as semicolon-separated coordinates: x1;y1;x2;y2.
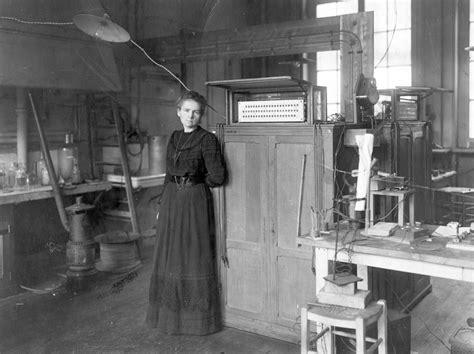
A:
58;133;77;183
71;158;81;184
15;162;27;189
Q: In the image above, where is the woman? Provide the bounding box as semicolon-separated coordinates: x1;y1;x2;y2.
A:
146;91;226;335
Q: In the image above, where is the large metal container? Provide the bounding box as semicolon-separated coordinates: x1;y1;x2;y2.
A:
148;135;168;175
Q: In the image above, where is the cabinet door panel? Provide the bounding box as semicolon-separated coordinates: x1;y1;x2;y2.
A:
223;135;268;318
225;139;266;243
274;141;315;244
272;137;319;325
276;254;314;321
226;247;265;313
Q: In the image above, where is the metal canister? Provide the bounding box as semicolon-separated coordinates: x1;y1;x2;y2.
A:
148;135;168;175
65;197;96;276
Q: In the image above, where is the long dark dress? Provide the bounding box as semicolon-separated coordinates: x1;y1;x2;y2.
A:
146;126;226;335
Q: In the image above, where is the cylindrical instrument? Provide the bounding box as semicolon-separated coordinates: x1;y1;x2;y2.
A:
148;135;168;175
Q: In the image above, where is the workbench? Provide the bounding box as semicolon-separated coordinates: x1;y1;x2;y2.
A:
298;227;474;297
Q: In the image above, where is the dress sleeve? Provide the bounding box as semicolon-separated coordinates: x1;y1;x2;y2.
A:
202;132;226;187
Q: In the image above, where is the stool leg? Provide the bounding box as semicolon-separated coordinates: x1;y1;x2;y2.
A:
301;307;309;354
355;317;366;354
377;300;388;354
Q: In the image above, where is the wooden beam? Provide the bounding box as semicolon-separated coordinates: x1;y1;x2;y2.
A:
140;13;373;120
141;16;350;63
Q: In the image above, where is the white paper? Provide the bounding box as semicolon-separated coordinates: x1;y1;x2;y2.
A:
355;134;374;211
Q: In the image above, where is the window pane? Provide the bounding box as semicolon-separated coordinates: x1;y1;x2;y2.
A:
389;0;411;30
366;0;388;32
388;29;411;66
470;61;474;99
317;50;339;71
316;3;338;18
336;1;358;15
317;70;339;104
387;66;411;87
316;0;357;18
374;67;388;89
470;25;474;47
327;103;340;116
374;32;388;68
470;101;474;138
470;0;474;138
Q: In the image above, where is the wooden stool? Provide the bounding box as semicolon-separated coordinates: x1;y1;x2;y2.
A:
370;189;415;227
301;300;387;354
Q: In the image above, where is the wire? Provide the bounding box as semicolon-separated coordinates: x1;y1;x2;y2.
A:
0;16;73;26
129;39;191;92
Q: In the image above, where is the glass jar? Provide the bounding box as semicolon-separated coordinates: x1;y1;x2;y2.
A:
15;162;27;189
5;162;18;191
0;163;5;191
58;134;77;183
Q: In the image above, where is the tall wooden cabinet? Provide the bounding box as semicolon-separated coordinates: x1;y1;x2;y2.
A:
220;124;343;341
207;76;342;341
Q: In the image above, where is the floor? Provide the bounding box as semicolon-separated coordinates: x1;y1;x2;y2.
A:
0;236;473;353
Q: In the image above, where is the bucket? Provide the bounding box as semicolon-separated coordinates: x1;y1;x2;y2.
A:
95;231;141;273
148;135;168;175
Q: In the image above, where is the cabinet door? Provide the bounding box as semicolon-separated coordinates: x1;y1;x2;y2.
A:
222;134;270;321
271;135;316;327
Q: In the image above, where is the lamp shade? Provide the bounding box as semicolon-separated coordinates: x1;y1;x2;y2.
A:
73;14;130;43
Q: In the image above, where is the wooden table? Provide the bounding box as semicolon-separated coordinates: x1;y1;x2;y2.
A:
298;227;474;294
0;180;112;205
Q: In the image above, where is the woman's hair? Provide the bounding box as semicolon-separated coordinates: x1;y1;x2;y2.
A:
176;91;207;114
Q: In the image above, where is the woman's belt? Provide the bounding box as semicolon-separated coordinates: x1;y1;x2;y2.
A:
172;175;205;187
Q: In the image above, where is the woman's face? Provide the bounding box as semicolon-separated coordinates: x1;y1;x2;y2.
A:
177;99;202;132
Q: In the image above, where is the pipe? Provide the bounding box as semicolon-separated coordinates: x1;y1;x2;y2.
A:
28;93;70;233
16;88;28;168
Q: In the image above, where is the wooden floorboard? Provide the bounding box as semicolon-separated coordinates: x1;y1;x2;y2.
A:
0;238;299;353
0;236;473;353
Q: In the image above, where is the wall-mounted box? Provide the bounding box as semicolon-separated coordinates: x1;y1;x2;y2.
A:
206;76;326;125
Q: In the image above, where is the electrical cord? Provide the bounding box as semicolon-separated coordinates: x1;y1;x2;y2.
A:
0;16;73;26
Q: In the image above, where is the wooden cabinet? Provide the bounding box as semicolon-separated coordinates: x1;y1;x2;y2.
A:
219;124;343;341
371;121;433;311
376;121;433;222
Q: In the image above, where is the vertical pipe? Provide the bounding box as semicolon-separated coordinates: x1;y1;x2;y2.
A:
16;88;28;168
301;0;309;81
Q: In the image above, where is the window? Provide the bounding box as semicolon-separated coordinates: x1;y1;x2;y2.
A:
469;0;474;138
366;0;412;89
316;1;358;116
316;0;412;116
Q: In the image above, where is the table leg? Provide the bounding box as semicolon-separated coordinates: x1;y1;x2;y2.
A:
370;193;375;226
409;193;415;225
398;195;405;226
314;247;329;294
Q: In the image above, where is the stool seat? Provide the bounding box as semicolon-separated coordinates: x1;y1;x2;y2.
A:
301;299;387;354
